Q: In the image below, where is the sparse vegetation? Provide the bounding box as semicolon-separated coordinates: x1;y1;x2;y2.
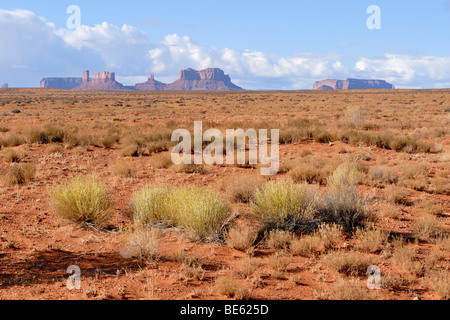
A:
49;176;113;225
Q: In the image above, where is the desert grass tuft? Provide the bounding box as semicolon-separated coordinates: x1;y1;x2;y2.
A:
49;176;113;225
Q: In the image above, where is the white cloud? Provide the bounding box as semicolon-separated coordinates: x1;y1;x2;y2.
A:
1;8;450;89
0;9;103;86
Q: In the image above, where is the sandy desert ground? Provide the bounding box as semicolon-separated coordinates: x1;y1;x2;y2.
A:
0;88;449;300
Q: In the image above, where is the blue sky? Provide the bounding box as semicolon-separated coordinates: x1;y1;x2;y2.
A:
1;1;450;89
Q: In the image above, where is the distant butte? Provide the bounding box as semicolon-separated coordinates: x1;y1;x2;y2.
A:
313;78;394;90
40;68;243;91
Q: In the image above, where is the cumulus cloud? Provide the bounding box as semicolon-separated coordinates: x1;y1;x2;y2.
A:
0;9;103;87
1;8;450;89
57;22;152;75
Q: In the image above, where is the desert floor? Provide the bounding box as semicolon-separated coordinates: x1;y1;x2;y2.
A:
0;88;449;300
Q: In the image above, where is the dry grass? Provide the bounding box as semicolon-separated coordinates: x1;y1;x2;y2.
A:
324;278;374;300
425;270;450;300
149;153;173;169
317;223;342;249
236;257;261;279
49;176;113;225
111;159;137;177
1;148;25;163
224;225;258;253
392;243;422;276
355;224;389;253
385;185;409;205
315;185;372;232
321;250;373;276
265;229;295;250
266;252;292;278
412;214;439;241
221;174;265;203
45;143;64;155
119;228;160;262
290;234;324;256
214;276;252;300
368;166;399;185
131;185;230;240
0;163;36;186
251;179;314;230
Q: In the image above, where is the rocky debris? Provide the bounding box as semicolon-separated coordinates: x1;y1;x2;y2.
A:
313;78;394;90
40;78;82;90
1;83;8;88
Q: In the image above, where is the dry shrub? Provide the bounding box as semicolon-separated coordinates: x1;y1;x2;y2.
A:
392;243;422;275
290;234;323;256
101;135;119;149
315;185;372;232
435;232;450;251
378;204;401;219
425;270;450;300
237;257;261;279
173;164;208;174
45;143;64;155
288;155;342;185
1;148;25;163
368;166;399;185
385;185;409;205
400;163;428;191
412;214;438;241
0;134;25;148
325;278;373;300
173;250;206;281
430;177;449;195
401;163;428;179
222;174;265;203
381;273;412;291
317;223;342;249
214;276;252;300
119;228;160;262
355;224;389;253
149;153;173;169
266;252;292;278
321;250;372;276
0;163;36;186
327;162;361;191
265;229;295;249
340;106;366;128
224;225;258;253
111;159;137;177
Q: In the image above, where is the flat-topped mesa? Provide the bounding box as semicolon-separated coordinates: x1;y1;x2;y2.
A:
313;78;394;90
168;68;243;91
1;83;8;88
40;68;244;91
40;77;82;89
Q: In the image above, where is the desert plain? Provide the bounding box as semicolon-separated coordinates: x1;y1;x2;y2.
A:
0;88;449;300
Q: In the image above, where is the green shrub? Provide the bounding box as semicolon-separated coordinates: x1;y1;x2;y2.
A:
49;176;113;225
251;180;314;230
131;185;230;240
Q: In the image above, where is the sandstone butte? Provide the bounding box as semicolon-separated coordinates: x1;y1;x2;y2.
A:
313;78;394;90
40;68;243;91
